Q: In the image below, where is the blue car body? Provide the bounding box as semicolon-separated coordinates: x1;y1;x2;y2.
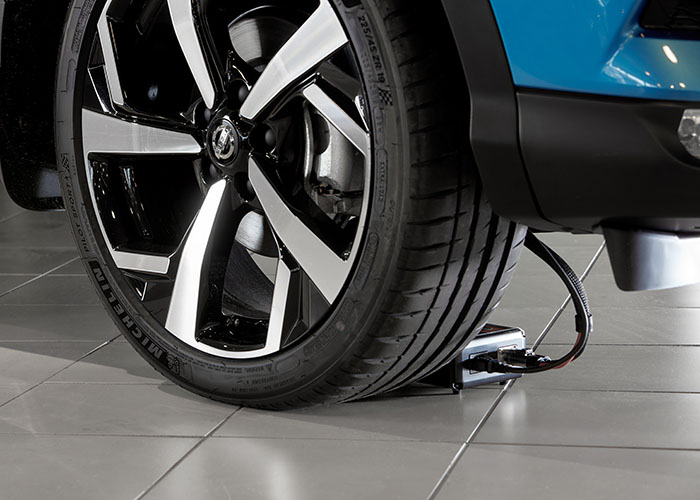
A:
491;0;700;101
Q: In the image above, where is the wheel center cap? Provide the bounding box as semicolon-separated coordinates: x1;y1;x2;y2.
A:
208;117;241;166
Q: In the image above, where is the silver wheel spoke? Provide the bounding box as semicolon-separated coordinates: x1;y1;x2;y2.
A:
249;158;350;303
240;0;348;121
303;84;370;156
265;259;295;355
82;109;202;155
113;252;171;275
82;109;201;279
97;1;125;107
165;180;229;343
167;0;218;109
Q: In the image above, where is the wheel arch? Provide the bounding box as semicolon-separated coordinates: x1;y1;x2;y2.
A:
440;0;559;231
0;0;71;210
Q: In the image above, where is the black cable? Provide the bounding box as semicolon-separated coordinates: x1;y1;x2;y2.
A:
465;231;593;374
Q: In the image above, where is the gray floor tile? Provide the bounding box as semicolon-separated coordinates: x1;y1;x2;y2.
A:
515;244;608;276
0;385;31;406
144;437;459;500
0;248;76;275
216;387;499;442
502;271;700;309
48;341;168;385
0;275;34;295
0;383;234;436
0;341;104;386
517;345;700;392
0;204;23;224
437;444;700;500
0;188;24;223
538;233;605;249
582;306;700;345
0;435;197;500
0;305;119;341
489;305;570;345
501;273;617;309
475;388;700;449
584;274;700;309
0;211;75;249
51;258;87;275
0;275;99;305
491;305;700;346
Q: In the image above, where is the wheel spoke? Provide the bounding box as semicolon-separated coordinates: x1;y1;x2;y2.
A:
97;1;125;107
265;258;298;355
113;252;171;275
82;109;202;156
248;158;351;303
303;84;370;156
239;0;348;121
167;0;220;109
165;180;230;344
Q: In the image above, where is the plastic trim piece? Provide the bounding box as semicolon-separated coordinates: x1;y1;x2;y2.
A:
0;0;6;68
440;0;555;230
604;227;700;291
517;89;700;233
0;0;71;211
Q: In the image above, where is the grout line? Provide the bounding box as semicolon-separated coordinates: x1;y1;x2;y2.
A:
498;387;700;395
0;211;24;224
426;379;516;500
0;303;101;307
0;246;78;251
40;380;179;386
469;442;700;453
0;432;212;439
537;342;700;347
42;382;174;386
0;257;80;300
0;303;109;307
0;432;453;443
133;408;242;500
426;241;606;500
0;340;117;343
0;334;122;409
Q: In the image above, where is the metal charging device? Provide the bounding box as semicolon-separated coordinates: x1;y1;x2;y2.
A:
418;324;527;392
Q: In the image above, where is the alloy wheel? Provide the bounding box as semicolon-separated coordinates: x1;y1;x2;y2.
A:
81;0;371;359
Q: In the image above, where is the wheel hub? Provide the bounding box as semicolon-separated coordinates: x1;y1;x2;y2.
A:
207;115;243;168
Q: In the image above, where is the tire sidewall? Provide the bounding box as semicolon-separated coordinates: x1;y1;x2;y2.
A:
55;0;410;405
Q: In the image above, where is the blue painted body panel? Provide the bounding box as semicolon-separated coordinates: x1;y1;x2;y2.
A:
489;0;700;101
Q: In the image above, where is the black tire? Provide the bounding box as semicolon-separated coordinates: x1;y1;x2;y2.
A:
55;0;526;409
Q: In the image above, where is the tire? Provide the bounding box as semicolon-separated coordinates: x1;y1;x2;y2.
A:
55;0;526;409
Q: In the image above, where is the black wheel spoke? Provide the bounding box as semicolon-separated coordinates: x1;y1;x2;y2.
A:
167;0;225;109
97;2;126;108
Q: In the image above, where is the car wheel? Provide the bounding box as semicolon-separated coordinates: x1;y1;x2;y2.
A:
55;0;526;408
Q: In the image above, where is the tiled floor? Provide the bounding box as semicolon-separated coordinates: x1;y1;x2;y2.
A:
2;180;700;500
